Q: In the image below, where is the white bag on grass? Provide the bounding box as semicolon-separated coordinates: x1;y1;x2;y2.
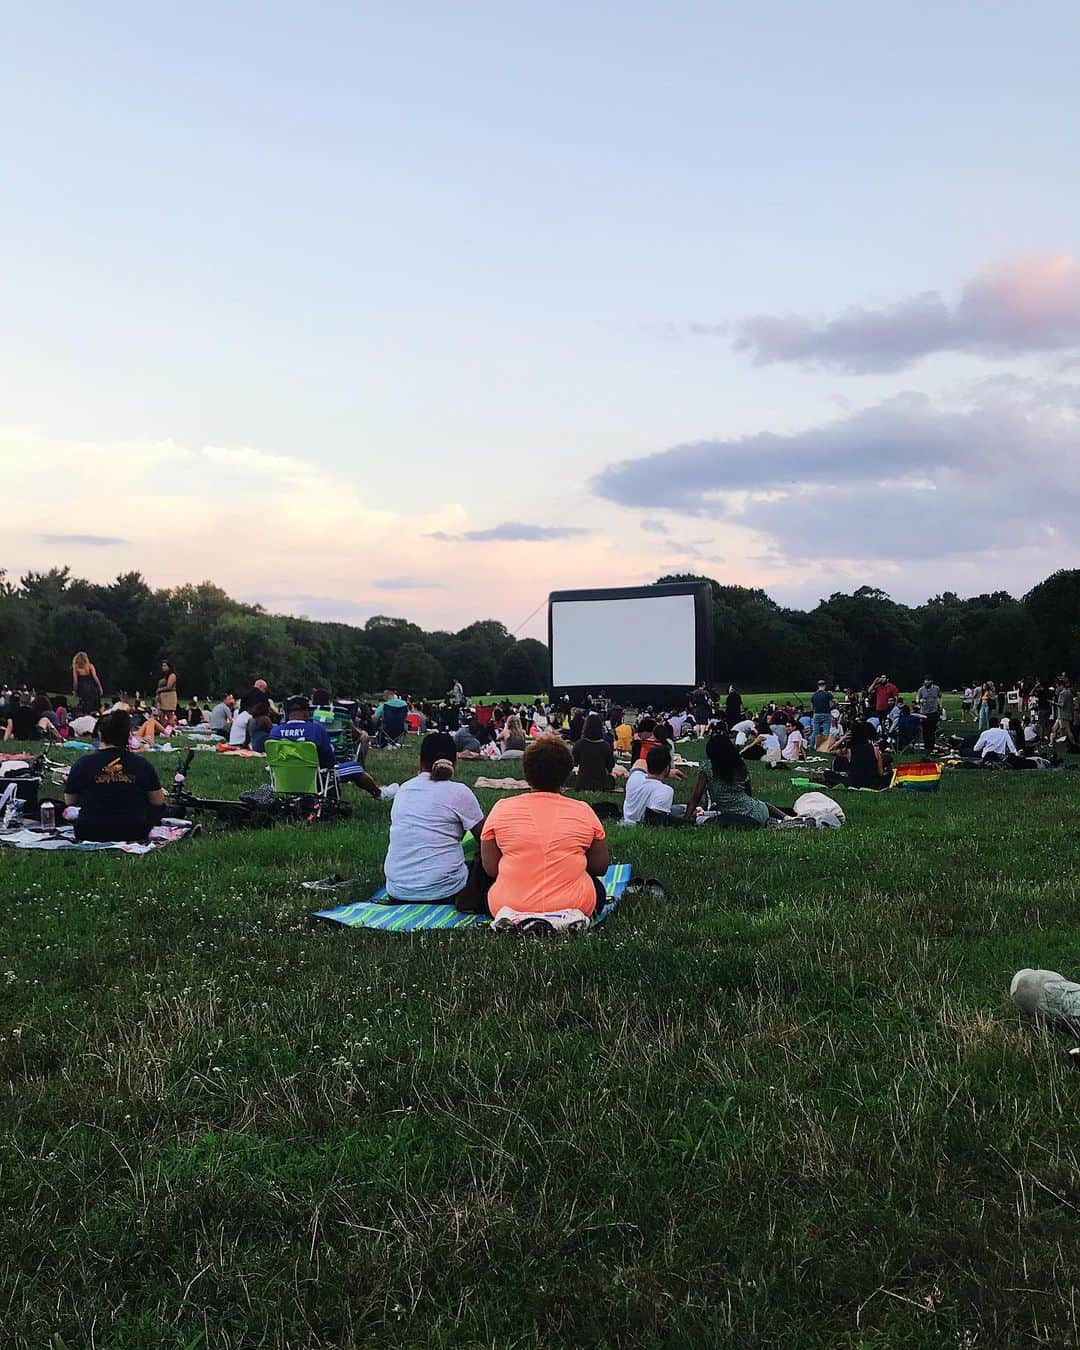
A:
1010;969;1080;1027
793;791;845;826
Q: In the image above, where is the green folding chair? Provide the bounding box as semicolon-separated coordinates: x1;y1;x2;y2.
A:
265;739;339;804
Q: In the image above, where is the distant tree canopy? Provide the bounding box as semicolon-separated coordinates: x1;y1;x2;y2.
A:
654;571;1077;690
0;568;549;700
2;564;1075;699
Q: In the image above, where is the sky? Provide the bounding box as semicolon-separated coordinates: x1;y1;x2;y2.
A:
3;2;1080;638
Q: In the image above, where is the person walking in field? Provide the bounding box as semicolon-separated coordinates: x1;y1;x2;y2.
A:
72;651;104;714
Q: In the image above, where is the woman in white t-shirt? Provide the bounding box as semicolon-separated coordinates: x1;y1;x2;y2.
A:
383;733;485;903
781;723;805;761
229;708;253;747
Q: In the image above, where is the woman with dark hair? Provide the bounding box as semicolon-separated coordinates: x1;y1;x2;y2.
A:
818;721;891;789
4;695;63;742
248;702;274;753
572;712;619;790
383;732;485;903
64;710;165;841
480;736;610;918
684;732;786;825
155;660;178;725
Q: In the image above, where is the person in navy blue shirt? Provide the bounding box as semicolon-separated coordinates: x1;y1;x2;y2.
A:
268;696;336;768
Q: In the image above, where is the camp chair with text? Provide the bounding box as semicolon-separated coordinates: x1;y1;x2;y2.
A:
265;738;340;806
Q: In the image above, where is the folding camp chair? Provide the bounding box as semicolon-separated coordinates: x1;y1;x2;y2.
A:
373;701;408;750
312;706;351;761
265;739;340;805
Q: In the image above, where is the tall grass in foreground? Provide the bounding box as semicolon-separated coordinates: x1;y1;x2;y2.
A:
1;735;1078;1347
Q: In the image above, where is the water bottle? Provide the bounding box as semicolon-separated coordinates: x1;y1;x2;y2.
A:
40;801;56;830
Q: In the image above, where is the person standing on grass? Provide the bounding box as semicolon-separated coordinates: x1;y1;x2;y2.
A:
155;660;178;726
72;651;104;714
978;681;995;731
915;675;942;754
810;680;834;749
1051;676;1075;749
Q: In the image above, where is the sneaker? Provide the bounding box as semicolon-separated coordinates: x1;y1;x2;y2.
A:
301;874;358;892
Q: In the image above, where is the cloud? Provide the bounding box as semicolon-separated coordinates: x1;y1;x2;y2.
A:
372;577;446;591
717;254;1080;372
592;381;1080;566
428;521;591;542
639;519;670;535
36;533;129;547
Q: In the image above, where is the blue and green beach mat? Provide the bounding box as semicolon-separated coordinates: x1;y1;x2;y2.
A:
314;862;633;932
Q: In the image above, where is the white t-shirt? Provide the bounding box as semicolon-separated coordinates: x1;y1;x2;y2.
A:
71;715;98;737
622;767;675;824
973;727;1017;758
732;719;755;736
667;712;685;737
781;729;804;761
760;733;782;756
229;710;252;746
384;773;484;901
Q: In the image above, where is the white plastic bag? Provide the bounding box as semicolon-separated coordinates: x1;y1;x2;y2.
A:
792;791;845;827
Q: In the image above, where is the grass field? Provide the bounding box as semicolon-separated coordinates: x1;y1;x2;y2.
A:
2;704;1079;1348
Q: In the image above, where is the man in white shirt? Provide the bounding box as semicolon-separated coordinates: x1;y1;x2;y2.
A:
621;745;684;825
731;718;756;747
973;721;1018;759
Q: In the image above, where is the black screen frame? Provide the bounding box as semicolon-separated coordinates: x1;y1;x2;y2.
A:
547;581;714;704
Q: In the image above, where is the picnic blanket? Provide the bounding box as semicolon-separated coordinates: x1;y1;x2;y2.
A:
0;818;196;853
215;745;264;757
314;862;634;933
473;776;530;791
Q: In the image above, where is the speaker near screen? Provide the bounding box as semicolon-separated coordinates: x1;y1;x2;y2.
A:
548;582;713;701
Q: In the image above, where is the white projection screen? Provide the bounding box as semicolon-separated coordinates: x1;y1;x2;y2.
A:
548;583;712;695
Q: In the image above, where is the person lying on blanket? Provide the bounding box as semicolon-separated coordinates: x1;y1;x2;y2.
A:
479;735;611;919
64;710;166;842
684;731;788;825
383;733;486;904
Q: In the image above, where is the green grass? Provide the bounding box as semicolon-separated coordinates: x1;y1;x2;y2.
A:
2;724;1078;1348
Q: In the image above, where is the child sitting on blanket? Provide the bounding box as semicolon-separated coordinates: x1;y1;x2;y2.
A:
64;710;166;842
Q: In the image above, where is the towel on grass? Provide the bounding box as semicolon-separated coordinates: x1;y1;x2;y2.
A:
473;776;530;791
890;762;942;790
314;862;633;933
0;818;196;853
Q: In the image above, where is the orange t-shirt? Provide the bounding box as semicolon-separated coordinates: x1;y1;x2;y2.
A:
481;792;605;916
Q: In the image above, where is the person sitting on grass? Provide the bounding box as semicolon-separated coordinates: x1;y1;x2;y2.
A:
383;732;485;904
818;721;891;789
64;710;165;842
972;718;1019;761
781;719;805;761
622;744;686;826
684;732;787;826
3;695;63;743
497;713;528;759
478;735;610;919
573;712;622;790
247;702;274;753
131;711;169;745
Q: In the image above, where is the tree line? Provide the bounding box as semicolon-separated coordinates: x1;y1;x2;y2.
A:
2;564;1077;700
657;569;1080;691
0;568;548;700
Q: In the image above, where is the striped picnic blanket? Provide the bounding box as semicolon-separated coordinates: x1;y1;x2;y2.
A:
314;862;633;933
890;761;942;791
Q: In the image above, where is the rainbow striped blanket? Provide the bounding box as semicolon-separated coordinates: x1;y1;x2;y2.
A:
890;762;942;791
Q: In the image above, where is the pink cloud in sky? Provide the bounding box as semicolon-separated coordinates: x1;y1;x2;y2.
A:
717;253;1080;372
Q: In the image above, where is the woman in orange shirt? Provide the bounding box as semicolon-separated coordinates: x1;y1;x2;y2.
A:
480;736;610;917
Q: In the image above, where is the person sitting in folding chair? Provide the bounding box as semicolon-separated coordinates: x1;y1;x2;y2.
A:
372;690;409;749
269;696;380;800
